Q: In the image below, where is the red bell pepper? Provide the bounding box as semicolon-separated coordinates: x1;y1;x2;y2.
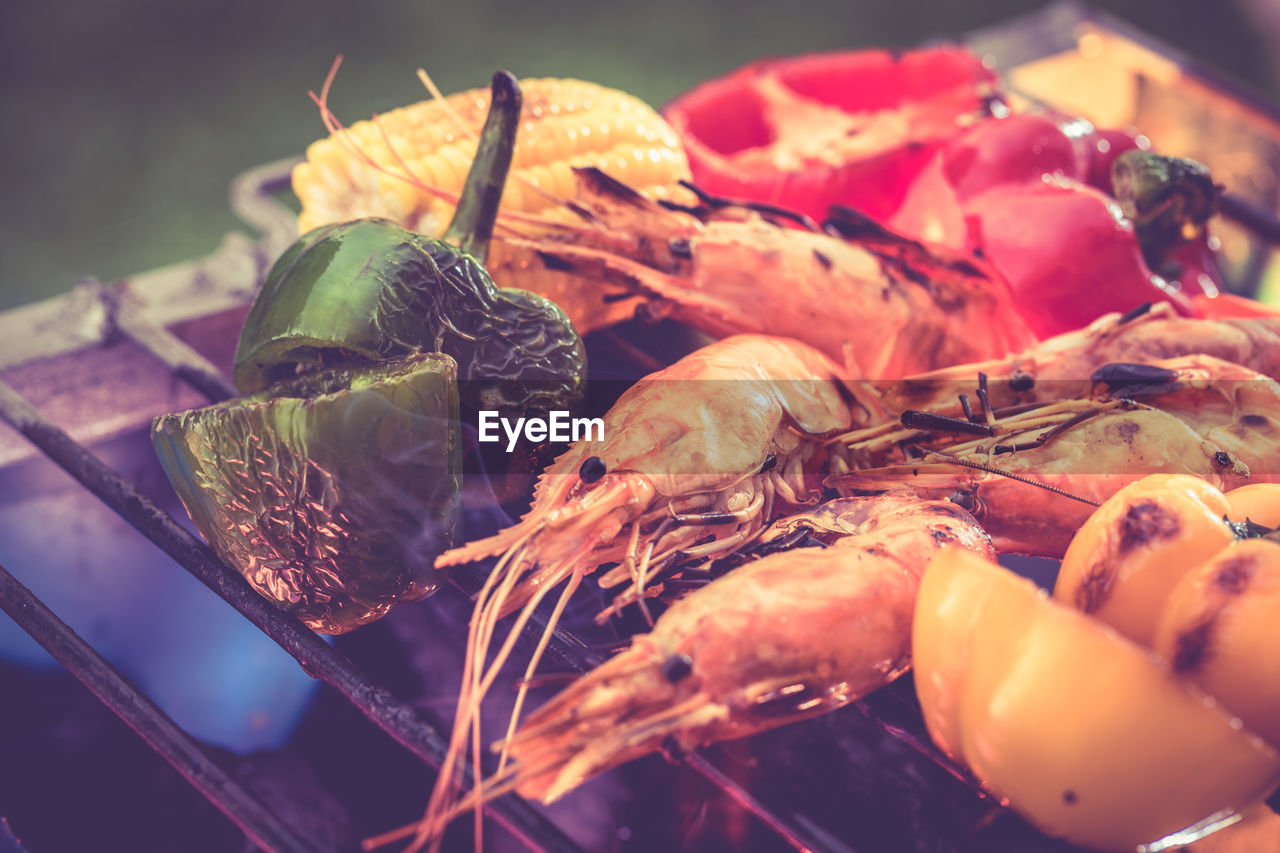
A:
887;113;1089;251
885;116;1214;336
662;47;997;223
665;50;1241;337
963;178;1195;337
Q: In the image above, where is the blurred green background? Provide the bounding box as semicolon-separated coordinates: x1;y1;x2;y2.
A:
2;0;1277;312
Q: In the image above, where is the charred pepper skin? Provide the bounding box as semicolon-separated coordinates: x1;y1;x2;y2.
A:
232;218;586;414
152;353;461;634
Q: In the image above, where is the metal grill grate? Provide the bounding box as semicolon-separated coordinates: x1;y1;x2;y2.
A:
4;5;1280;851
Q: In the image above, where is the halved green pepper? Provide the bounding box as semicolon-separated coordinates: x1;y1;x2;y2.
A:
153;73;583;633
152;353;460;633
233;71;586;415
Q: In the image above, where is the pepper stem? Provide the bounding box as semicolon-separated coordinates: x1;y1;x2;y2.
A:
1111;149;1223;275
442;71;523;265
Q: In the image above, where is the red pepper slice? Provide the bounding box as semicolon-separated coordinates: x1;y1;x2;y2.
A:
964;178;1196;337
663;47;997;222
888;113;1089;250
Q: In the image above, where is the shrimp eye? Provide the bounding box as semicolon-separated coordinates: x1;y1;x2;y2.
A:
660;653;694;684
1009;370;1035;392
579;456;607;484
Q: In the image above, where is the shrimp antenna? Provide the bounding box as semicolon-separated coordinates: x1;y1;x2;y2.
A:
922;451;1101;506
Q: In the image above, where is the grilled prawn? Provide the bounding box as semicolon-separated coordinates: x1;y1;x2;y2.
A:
881;301;1280;414
408;334;857;852
505;168;1037;377
450;495;994;810
835;355;1280;556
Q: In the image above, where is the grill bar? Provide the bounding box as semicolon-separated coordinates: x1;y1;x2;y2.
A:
0;560;323;853
0;378;583;853
106;288;239;404
683;753;858;853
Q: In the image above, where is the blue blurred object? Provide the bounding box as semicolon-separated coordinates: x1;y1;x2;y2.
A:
0;430;320;753
0;819;26;853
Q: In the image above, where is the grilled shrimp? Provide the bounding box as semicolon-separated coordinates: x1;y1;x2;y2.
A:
881;301;1280;413
834;354;1280;556
447;495;996;808
504;168;1037;377
406;335;856;852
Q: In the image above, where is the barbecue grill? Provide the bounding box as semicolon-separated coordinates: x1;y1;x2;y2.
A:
4;4;1280;851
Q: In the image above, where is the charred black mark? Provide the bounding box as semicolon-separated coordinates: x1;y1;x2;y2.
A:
564;199;600;222
901;409;996;437
1009;370;1035;393
759;453;778;474
1116;420;1141;440
1120;501;1180;552
667;236;694;259
578;455;607;484
1214;555;1254;594
1214;450;1234;468
536;250;578;273
1117;302;1153;324
823;205;926;252
1173;621;1213;673
931;527;958;545
678;181;819;230
943;257;986;278
1076;563;1115;614
577;166;651;206
812;249;833;270
1091;362;1179;394
657;200;706;218
895;260;933;290
661;653;694;684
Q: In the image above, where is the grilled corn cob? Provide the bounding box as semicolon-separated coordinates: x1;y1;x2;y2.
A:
294;78;694;334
